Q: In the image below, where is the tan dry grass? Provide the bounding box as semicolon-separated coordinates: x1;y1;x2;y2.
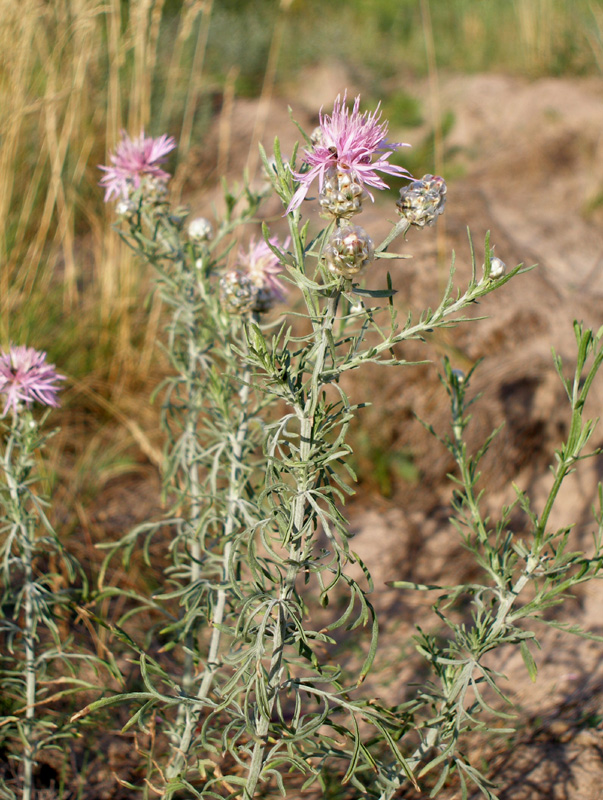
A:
0;1;219;553
0;0;209;343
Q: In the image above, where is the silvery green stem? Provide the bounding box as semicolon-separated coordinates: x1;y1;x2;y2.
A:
243;291;340;799
285;208;321;321
380;331;603;799
329;266;521;379
23;520;35;800
196;368;251;694
243;412;313;800
488;565;534;639
171;419;202;747
170;308;205;745
375;217;411;254
3;419;36;800
449;414;504;592
377;556;537;800
165;352;253;784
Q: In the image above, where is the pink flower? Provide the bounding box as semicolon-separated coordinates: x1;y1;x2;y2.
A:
237;236;290;303
287;93;411;213
0;346;65;417
99;131;176;202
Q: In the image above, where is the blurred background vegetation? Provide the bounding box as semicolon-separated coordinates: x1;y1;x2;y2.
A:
1;0;602;510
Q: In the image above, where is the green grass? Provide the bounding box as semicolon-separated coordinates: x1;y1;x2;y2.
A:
317;0;601;79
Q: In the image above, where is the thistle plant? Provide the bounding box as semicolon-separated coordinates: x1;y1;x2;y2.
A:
92;134;287;788
81;94;603;800
287;91;411;213
0;347;72;799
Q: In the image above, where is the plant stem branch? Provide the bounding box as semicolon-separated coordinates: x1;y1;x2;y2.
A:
242;291;340;798
165;345;253;783
3;420;36;800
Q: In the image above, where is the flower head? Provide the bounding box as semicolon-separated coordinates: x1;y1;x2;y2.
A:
323;225;374;280
221;236;290;315
99;131;176;202
396;174;447;228
220;271;258;314
288;93;410;213
0;346;65;417
237;235;290;305
319;166;365;220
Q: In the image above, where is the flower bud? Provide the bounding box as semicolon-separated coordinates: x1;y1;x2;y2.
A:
396;174;447;228
319;167;365;219
484;255;506;280
323;225;374;280
188;217;214;243
219;271;258;314
451;368;465;384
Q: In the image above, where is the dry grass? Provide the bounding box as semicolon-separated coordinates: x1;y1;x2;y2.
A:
0;0;216;523
0;0;209;342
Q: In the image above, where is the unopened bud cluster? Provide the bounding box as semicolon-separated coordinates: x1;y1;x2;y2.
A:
319;167;365;219
116;175;171;214
139;174;170;206
397;174;447;228
219;272;278;315
219;271;258;314
324;225;374;280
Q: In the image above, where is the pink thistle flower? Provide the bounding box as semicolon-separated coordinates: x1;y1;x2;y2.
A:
0;346;65;417
99;131;176;202
287;93;411;213
237;235;290;303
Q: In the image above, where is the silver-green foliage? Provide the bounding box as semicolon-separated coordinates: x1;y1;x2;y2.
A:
0;412;82;800
85;127;602;800
386;330;603;798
